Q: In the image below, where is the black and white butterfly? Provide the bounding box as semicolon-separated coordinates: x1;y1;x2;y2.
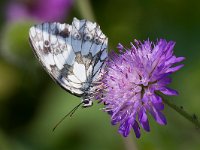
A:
29;18;108;108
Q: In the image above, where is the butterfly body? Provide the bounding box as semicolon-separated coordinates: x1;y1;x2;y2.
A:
29;18;108;107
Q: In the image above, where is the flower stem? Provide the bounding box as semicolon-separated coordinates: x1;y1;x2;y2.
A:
161;95;200;129
75;0;95;21
122;135;138;150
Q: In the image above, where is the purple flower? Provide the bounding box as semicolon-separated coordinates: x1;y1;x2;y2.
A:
6;0;73;22
100;39;184;138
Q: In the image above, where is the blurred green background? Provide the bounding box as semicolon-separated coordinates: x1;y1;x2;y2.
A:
0;0;200;150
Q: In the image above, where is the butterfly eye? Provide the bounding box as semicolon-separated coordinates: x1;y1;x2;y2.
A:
84;33;92;41
82;99;93;107
73;32;81;40
94;37;103;45
83;100;90;104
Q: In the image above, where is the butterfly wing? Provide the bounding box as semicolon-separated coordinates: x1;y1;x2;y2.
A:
29;18;108;97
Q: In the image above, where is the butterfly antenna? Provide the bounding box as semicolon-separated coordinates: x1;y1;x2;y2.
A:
52;102;83;132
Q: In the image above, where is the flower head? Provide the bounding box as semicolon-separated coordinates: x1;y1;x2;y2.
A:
100;39;184;138
6;0;73;22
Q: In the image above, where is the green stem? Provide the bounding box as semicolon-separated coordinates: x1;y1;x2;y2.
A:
161;95;200;129
122;135;138;150
75;0;95;21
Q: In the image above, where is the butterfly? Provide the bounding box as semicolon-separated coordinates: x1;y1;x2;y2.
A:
29;18;108;108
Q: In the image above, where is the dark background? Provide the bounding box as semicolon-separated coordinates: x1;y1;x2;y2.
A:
0;0;200;149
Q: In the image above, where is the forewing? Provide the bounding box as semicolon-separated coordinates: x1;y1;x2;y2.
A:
29;21;84;96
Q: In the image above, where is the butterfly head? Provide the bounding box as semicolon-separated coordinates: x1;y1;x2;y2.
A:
82;96;93;108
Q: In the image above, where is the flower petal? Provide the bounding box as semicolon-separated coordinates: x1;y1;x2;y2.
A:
118;119;132;137
117;43;124;52
138;109;150;132
160;87;178;96
132;121;141;138
150;95;164;110
148;106;167;125
166;64;184;73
